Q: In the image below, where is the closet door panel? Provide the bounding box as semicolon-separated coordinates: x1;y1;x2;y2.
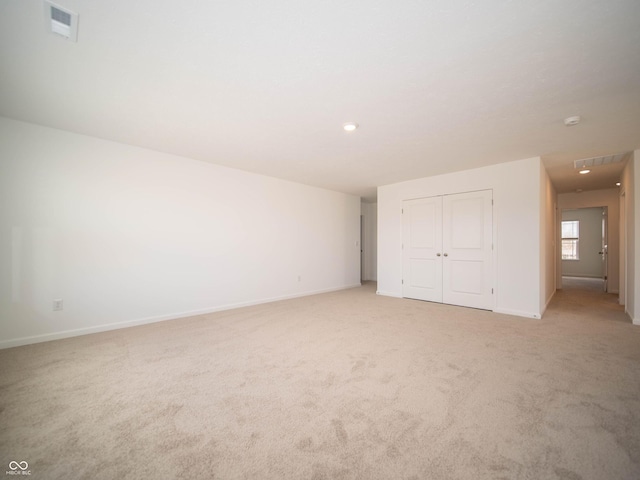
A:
402;197;443;302
442;190;493;310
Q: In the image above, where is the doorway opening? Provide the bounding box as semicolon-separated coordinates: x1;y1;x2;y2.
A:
560;206;609;293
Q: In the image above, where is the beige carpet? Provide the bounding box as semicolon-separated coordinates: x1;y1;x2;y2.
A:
1;280;640;479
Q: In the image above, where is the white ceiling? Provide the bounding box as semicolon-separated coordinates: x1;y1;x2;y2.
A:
1;0;639;201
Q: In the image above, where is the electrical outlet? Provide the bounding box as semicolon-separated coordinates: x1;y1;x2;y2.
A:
53;299;63;311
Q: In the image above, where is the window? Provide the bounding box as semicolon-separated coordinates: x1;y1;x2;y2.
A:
561;220;579;260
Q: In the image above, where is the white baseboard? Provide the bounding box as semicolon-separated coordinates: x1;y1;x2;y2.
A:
633;317;640;326
376;290;402;298
0;283;362;350
493;308;541;319
562;274;604;279
377;294;541;319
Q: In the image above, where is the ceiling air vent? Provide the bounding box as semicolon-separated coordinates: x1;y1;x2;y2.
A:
573;152;627;170
44;1;78;42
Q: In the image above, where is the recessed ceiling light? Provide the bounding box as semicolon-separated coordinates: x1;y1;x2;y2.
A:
564;116;581;126
579;169;590;174
343;122;359;132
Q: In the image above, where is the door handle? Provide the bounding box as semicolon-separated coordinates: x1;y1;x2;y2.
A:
443;253;448;257
436;253;441;257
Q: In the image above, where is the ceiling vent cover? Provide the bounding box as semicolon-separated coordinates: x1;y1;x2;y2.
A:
573;152;627;170
44;1;78;42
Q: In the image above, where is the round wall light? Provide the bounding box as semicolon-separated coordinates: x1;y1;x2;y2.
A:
343;122;359;132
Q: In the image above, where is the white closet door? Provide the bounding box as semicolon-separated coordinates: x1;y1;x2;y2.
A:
442;190;493;310
402;196;443;302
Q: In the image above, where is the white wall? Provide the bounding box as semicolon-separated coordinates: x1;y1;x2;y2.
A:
541;164;557;313
561;208;605;278
360;202;377;281
620;151;639;323
634;151;640;324
0;117;361;348
557;188;620;293
378;156;543;318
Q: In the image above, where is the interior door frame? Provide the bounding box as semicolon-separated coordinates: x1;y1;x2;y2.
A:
620;190;627;307
602;206;608;292
360;214;365;282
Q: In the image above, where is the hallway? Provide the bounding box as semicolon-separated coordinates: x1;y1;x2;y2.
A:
551;276;627;323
